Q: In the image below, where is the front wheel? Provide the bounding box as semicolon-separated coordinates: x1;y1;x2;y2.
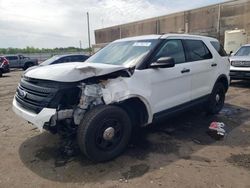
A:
77;105;132;162
0;70;2;77
206;82;225;114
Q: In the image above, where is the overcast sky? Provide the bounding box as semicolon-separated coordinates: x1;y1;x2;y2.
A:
0;0;228;48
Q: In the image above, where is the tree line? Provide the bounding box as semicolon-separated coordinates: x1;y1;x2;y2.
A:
0;46;91;54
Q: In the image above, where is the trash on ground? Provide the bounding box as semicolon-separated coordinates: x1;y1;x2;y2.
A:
207;122;227;140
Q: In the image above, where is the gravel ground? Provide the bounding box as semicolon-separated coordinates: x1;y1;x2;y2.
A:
0;70;250;188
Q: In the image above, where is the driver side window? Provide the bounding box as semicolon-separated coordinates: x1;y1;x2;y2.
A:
153;40;186;64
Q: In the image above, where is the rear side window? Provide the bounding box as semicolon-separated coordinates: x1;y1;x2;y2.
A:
210;41;228;57
185;40;212;61
6;56;18;60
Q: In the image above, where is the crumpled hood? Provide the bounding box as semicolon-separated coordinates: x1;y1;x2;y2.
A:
230;56;250;62
24;62;128;82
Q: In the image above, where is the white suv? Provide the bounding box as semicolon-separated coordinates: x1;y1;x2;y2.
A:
13;34;230;162
230;44;250;80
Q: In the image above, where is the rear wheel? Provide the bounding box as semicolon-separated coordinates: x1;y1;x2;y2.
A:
0;69;2;77
206;82;225;114
77;105;132;162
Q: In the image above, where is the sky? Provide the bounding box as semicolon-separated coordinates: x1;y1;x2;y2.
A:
0;0;229;48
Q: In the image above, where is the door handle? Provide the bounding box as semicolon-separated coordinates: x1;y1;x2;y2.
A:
181;68;190;73
211;63;217;67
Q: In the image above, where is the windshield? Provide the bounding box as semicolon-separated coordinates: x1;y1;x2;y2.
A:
40;56;60;66
87;39;159;67
235;46;250;56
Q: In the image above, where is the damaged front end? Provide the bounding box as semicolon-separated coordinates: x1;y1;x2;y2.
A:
43;67;134;136
44;83;103;138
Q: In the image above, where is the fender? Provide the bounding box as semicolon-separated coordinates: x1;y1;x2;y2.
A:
101;78;153;124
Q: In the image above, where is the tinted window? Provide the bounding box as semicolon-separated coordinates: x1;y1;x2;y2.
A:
185;40;212;61
70;55;88;62
153;40;185;64
77;55;88;61
210;41;228;56
6;56;18;60
53;57;71;64
69;56;80;62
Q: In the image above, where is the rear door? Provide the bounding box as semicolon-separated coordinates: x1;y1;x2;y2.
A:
183;39;215;100
6;56;19;68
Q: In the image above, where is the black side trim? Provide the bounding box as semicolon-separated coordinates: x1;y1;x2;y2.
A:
153;95;209;121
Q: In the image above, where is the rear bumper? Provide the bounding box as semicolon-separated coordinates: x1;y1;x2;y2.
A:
230;70;250;80
12;97;56;131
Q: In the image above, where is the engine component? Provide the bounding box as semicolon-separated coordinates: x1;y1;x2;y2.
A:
73;83;104;125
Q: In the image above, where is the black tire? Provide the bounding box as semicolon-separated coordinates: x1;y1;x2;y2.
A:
206;82;225;114
77;105;132;162
23;62;33;70
0;70;2;77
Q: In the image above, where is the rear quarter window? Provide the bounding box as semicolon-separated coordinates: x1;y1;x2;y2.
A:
184;40;213;61
210;41;228;57
6;56;18;60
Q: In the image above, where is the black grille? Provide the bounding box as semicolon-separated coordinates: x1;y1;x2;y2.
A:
15;77;81;114
15;78;58;113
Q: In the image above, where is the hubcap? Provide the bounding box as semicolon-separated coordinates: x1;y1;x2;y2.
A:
216;94;220;103
103;127;115;141
96;118;122;151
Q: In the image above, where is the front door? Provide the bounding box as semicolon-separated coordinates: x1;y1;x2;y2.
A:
144;39;192;114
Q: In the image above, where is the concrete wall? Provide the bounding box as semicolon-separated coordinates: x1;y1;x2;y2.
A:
94;0;250;45
220;0;250;44
159;12;185;34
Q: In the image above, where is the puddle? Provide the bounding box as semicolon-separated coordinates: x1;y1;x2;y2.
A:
34;144;79;167
121;164;150;179
220;105;246;117
35;147;57;161
127;130;180;160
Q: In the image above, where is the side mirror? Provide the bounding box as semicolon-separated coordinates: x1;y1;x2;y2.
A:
229;51;234;56
150;57;175;69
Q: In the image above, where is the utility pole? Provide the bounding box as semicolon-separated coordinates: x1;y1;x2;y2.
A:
79;40;82;49
87;12;91;55
217;4;221;42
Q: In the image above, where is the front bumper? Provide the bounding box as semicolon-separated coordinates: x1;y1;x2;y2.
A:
12;97;56;131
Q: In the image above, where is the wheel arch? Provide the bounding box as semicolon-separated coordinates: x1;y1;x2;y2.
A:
214;74;229;92
115;96;153;127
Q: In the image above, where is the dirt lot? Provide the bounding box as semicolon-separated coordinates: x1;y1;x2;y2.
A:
0;70;250;188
